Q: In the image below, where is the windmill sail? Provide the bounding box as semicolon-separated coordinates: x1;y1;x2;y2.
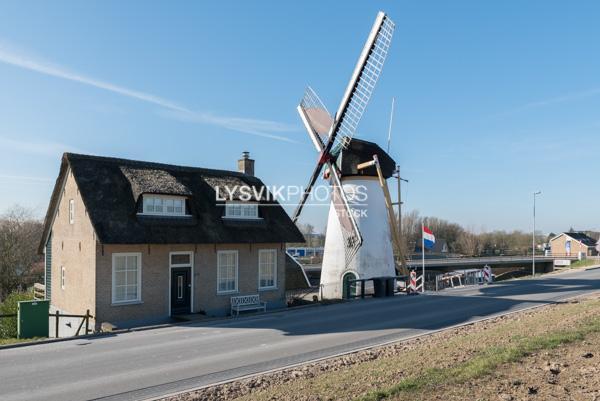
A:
293;11;395;239
329;12;395;148
299;87;333;150
296;90;363;266
329;163;363;265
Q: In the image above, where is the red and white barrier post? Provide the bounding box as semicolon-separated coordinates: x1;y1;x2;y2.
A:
408;270;418;295
482;265;493;284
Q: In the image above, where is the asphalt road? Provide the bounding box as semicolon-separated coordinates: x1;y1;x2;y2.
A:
1;268;599;401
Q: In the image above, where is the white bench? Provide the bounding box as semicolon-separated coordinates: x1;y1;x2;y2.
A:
230;294;267;317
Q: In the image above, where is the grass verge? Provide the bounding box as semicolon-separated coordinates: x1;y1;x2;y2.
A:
358;316;600;401
567;259;599;269
0;337;39;346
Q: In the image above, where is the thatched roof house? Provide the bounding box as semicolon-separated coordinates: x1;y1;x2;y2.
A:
39;152;306;330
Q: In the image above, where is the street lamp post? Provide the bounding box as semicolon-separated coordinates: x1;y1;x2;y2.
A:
532;191;541;276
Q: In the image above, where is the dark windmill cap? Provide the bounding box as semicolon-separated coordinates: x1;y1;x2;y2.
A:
335;138;396;178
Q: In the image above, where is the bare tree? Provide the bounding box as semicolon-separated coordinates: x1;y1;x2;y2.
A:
400;210;421;258
0;206;44;301
457;228;480;256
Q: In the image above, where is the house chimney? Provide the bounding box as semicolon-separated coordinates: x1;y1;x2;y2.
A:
237;151;254;176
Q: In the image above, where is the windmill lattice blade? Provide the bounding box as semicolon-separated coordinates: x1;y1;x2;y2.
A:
300;87;333;142
329;163;362;266
298;105;324;152
291;160;325;222
331;12;395;148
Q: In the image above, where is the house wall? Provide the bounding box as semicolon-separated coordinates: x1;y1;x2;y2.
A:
49;169;97;322
95;243;286;327
550;235;592;256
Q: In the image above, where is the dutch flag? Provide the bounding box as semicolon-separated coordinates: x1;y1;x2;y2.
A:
423;226;435;249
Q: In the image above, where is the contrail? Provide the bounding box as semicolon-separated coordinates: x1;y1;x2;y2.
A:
0;41;298;142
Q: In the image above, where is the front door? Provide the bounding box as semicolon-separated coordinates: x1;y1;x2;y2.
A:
342;272;357;299
171;267;191;315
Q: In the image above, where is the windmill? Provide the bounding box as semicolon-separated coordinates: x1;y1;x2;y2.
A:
292;11;403;298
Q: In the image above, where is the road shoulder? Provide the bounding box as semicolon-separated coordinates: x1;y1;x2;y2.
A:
157;291;600;401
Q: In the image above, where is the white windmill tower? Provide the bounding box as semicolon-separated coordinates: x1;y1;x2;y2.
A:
292;11;404;299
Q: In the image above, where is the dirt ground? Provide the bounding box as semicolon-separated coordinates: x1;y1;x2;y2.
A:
161;293;600;401
418;333;599;401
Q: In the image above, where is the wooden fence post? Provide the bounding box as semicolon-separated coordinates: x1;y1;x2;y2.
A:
85;309;90;334
55;310;60;338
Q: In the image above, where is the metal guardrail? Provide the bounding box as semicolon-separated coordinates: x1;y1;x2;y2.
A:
406;254;579;267
435;270;484;291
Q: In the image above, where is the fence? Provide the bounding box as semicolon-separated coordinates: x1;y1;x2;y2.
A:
344;276;405;300
435;270;484;291
1;310;93;339
285;287;320;305
51;309;93;338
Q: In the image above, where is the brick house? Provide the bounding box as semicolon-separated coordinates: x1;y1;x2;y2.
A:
39;152;305;329
549;232;599;257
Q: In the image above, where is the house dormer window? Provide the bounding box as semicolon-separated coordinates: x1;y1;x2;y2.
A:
142;195;186;216
224;202;259;219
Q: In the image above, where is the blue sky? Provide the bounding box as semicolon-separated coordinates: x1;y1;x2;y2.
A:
0;1;598;234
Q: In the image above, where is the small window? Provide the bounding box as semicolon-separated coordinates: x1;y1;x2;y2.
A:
170;253;191;266
61;266;66;290
142;195;186;216
217;251;238;293
225;202;258;219
112;253;142;304
259;249;277;290
69;199;74;224
177;275;184;299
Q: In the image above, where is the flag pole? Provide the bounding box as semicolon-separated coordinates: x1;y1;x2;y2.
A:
422;223;425;293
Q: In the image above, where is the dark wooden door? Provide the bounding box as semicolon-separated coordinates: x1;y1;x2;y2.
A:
171;267;191;315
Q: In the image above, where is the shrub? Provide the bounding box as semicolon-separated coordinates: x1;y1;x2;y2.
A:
0;290;33;338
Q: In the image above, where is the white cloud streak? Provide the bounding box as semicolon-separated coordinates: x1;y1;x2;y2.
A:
0;137;86;157
161;109;299;143
0;41;298;142
521;87;600;109
495;87;600;117
0;174;53;183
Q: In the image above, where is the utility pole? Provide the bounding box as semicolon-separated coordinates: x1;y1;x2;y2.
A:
387;97;395;154
392;165;408;270
532;191;541;276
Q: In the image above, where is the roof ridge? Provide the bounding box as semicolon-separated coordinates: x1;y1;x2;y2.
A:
64;152;252;178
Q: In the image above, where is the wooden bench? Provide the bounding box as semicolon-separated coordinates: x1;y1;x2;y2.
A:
230;294;267;317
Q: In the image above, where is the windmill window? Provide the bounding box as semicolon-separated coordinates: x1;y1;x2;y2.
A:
142;195;186;216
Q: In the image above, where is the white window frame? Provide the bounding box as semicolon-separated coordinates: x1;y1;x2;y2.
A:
168;251;194;315
258;249;277;290
223;202;260;220
217;250;238;294
69;199;74;225
61;266;65;290
111;252;142;305
141;194;187;217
